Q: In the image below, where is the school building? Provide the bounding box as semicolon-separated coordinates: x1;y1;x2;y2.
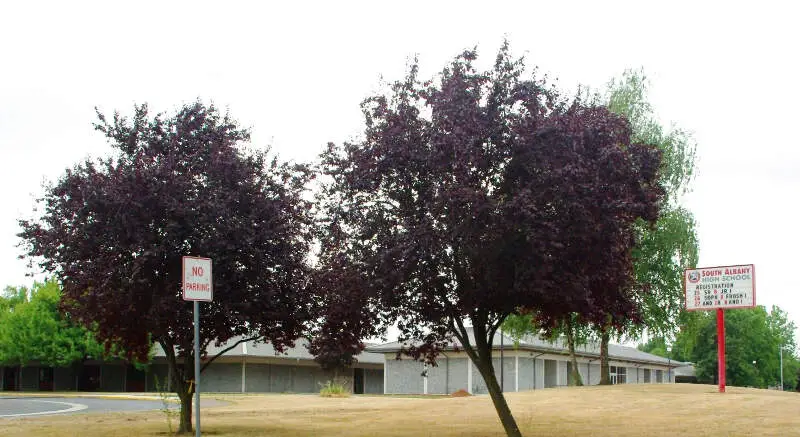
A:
0;337;384;394
367;328;682;394
1;330;679;394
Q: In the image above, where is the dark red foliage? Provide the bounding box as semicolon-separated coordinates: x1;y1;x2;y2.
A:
307;255;376;371
18;102;314;416
313;44;664;436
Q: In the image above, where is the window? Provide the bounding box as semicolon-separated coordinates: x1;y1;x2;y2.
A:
616;366;627;384
610;366;627;384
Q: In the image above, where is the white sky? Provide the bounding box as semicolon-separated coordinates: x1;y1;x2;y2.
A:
1;1;799;339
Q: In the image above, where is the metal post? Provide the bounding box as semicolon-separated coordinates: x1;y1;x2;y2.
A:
667;346;672;384
194;301;201;437
717;308;726;393
780;345;784;391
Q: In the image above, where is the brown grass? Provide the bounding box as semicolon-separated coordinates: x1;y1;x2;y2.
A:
1;384;799;437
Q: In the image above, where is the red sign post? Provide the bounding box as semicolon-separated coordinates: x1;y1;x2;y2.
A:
685;264;755;393
716;308;725;392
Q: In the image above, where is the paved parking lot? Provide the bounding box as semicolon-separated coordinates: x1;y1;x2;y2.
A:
0;396;174;418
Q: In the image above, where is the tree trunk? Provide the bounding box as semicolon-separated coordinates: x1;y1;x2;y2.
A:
474;353;523;437
458;318;523;437
160;340;194;434
178;390;193;434
565;317;583;386
599;324;611;385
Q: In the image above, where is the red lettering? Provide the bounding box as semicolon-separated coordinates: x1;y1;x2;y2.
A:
192;266;204;277
184;282;211;292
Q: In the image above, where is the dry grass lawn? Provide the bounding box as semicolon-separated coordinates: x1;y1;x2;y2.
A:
2;384;799;436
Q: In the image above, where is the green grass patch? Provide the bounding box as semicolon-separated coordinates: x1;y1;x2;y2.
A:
319;378;351;398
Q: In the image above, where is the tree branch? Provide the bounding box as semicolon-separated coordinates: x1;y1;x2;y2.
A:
159;339;186;394
200;335;259;373
488;312;509;346
451;316;479;364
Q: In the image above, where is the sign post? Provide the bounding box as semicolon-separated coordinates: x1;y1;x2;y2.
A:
182;256;213;437
716;308;725;392
685;264;755;393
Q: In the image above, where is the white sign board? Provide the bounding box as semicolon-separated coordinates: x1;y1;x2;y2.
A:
684;264;755;311
182;256;213;302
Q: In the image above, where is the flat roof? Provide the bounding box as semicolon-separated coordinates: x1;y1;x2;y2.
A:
153;337;385;364
365;327;684;368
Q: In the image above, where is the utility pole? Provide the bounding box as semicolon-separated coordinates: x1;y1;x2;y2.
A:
780;345;784;391
667;346;672;383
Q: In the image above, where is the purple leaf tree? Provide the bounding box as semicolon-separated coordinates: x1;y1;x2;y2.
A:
19;102;315;434
312;43;664;437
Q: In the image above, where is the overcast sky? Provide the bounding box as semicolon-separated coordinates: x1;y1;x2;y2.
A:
1;1;798;340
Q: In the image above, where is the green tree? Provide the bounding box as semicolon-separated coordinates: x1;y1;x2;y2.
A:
0;279;105;367
504;312;590;386
0;286;26;311
688;305;799;389
637;336;668;358
595;69;699;384
502;69;698;386
669;310;709;362
506;70;700;386
766;306;798;391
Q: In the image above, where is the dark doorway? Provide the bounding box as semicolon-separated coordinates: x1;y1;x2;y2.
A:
126;365;146;392
38;367;54;391
3;367;19;391
79;365;101;391
353;368;365;394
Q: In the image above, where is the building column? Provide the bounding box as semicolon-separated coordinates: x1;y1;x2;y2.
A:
514;356;519;392
241;358;246;393
383;357;388;394
467;359;473;394
556;360;561;387
242;342;247;393
423;364;428;395
444;355;449;394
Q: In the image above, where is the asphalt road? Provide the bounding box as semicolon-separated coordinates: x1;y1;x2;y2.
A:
0;396;186;418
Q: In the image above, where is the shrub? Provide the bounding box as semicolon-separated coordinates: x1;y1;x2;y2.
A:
153;374;180;434
319;377;351;398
